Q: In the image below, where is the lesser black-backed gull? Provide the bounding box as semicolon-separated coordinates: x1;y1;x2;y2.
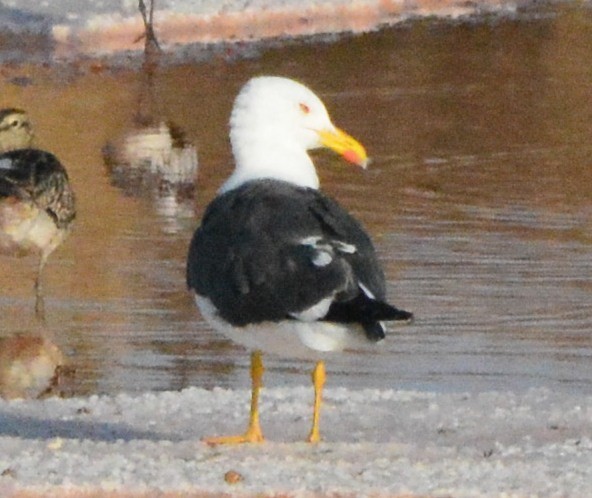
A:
187;76;412;444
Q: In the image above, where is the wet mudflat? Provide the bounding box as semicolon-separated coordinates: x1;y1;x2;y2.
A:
0;4;591;397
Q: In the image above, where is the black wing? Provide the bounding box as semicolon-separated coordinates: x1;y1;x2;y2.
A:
187;179;411;337
0;149;76;227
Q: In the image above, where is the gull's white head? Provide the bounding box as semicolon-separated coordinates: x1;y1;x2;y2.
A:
221;76;368;193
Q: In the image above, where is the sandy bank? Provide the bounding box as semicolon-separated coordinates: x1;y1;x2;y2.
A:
0;0;523;59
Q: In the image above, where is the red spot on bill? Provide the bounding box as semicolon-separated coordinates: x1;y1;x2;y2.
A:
342;149;368;168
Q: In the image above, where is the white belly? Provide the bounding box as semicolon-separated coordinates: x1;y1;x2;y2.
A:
195;295;373;360
0;201;66;257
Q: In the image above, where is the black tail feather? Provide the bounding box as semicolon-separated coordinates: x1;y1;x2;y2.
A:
361;320;386;341
366;299;414;322
324;293;413;341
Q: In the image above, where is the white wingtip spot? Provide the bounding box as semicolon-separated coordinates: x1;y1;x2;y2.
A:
0;158;14;170
300;235;323;246
359;282;376;299
289;296;334;322
334;241;357;254
312;250;333;267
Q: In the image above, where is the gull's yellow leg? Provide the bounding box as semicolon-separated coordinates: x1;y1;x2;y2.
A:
204;350;265;445
307;360;326;443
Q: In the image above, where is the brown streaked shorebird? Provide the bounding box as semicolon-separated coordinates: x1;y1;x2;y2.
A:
0;108;76;319
103;1;198;208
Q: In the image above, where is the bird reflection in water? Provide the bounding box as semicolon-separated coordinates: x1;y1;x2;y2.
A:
102;0;198;232
0;334;74;400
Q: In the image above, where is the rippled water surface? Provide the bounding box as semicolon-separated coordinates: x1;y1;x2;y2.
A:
1;4;591;395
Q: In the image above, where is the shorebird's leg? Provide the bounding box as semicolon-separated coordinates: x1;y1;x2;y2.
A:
34;252;48;322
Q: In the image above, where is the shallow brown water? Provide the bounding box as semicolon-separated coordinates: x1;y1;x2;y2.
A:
0;4;591;395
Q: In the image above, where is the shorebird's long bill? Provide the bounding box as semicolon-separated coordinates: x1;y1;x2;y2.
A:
317;127;369;169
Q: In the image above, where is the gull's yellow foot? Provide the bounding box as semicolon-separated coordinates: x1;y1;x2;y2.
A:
203;424;264;445
307;360;326;443
203;351;266;445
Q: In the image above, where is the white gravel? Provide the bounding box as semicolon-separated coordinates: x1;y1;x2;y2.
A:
1;386;591;496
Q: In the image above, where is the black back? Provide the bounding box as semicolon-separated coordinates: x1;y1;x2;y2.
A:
187;179;396;329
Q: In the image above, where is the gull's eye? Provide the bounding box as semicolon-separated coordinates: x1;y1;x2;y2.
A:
299;102;311;115
11;120;19;127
